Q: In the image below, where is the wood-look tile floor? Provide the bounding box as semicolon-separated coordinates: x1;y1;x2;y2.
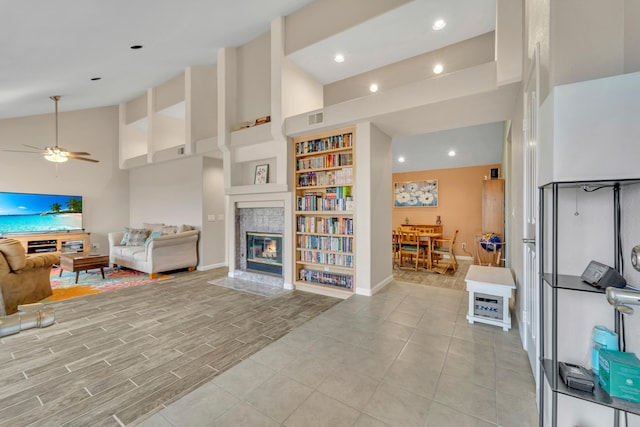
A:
0;268;339;427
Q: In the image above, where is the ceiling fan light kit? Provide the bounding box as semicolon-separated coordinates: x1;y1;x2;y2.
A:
44;148;69;163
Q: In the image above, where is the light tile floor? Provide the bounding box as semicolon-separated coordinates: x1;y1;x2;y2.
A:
138;278;538;426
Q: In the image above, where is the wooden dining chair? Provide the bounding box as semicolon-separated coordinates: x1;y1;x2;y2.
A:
430;229;459;274
414;225;436;233
398;230;427;270
392;230;400;268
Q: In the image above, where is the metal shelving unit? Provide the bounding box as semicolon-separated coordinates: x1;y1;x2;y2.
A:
538;178;640;426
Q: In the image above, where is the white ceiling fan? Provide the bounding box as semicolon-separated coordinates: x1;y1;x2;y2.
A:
3;96;99;163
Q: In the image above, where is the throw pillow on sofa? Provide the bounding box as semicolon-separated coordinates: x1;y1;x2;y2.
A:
177;224;193;233
121;228;150;246
143;223;165;233
162;225;178;235
144;231;162;247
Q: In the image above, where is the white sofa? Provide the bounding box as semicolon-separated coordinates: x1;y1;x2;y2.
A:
108;229;199;278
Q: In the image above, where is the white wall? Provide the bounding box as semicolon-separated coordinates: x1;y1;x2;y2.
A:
201;157;226;269
128;156;204;261
551;72;640;182
281;57;323;120
0;105;129;252
236;32;271;124
369;123;393;293
551;0;625;88
354;122;393;296
625;0;640;71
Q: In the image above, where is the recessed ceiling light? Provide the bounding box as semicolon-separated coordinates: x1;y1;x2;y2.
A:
433;19;446;30
398;156;405;163
90;77;101;81
448;150;456;157
433;64;444;74
369;83;378;93
130;45;143;50
334;54;345;63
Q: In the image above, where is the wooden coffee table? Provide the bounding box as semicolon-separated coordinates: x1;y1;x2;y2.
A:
59;252;110;284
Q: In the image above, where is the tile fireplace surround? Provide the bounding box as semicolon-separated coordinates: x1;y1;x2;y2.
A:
233;206;285;287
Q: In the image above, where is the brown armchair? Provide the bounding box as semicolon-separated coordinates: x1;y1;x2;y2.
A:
0;239;58;315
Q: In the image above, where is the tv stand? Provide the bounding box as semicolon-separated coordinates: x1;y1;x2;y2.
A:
9;232;90;256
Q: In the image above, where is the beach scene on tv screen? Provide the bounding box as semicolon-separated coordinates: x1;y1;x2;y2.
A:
0;193;82;234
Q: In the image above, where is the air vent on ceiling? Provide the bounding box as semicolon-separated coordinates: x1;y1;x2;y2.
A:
308;111;324;126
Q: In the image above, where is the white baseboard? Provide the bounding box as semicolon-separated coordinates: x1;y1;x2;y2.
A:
356;274;393;296
198;262;227;271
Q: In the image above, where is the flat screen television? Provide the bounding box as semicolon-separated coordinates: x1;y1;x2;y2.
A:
0;191;83;235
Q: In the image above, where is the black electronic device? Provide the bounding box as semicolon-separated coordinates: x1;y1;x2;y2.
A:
559;362;595;393
581;260;626;289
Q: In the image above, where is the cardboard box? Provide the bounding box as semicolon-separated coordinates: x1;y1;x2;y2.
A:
598;350;640;403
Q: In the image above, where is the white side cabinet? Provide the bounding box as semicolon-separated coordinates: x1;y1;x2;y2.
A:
464;265;515;331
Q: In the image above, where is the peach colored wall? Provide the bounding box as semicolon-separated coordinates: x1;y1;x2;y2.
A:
393;164;501;257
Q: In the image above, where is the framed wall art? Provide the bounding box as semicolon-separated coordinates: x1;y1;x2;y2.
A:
254;164;269;184
394;179;438;207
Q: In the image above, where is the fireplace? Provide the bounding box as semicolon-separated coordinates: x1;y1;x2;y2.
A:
246;232;282;275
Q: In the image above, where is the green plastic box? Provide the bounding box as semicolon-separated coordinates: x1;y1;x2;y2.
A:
598;350;640;403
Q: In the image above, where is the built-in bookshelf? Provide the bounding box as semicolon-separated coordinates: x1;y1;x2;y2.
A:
292;126;355;298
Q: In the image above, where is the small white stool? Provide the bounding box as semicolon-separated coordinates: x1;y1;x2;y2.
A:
464;265;515;331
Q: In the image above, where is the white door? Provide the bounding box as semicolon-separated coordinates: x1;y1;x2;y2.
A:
522;45;540;385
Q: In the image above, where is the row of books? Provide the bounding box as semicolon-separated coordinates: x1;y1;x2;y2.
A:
298;269;353;290
299;251;354;267
297;235;353;252
296;152;353;171
296;216;353;235
297;168;353;187
297;194;353;212
295;133;353;155
325;186;351;200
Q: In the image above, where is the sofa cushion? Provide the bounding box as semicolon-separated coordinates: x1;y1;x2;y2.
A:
132;250;148;262
121;246;145;258
0;239;27;271
125;228;150;246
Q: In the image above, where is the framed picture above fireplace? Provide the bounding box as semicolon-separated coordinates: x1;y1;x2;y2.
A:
254;164;269;184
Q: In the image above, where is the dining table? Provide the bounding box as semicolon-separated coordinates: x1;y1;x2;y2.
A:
394;227;443;270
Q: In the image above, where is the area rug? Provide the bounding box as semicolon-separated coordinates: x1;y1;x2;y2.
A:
41;267;173;303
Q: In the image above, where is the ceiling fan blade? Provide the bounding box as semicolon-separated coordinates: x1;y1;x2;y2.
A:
68;156;99;163
21;144;46;152
1;149;42;153
66;151;91;156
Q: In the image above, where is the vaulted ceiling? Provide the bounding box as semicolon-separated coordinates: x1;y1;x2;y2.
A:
1;0;508;172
